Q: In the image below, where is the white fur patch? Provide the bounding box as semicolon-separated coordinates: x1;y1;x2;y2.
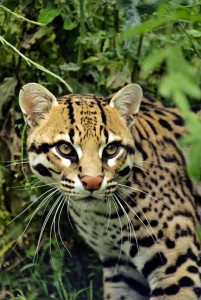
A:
54;133;71;143
107;148;124;167
99;144;105;158
74;145;82;159
107;131;121;144
52;147;71;167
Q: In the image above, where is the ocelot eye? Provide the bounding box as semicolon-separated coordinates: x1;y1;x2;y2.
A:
56;142;76;159
103;142;121;159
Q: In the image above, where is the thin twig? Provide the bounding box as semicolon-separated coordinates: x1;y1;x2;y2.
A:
0;5;45;26
0;35;73;92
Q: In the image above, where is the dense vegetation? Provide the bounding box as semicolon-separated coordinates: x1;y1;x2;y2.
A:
0;0;201;299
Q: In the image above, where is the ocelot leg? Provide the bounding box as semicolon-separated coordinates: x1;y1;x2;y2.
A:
143;246;201;300
101;257;150;300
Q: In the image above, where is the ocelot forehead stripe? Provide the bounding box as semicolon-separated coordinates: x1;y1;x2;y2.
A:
96;101;107;124
103;128;109;143
65;98;75;124
63;95;108;128
68;128;75;143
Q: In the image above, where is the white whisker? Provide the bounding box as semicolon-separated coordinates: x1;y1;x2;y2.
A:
50;195;64;253
133;164;156;176
118;183;172;211
9;187;58;224
3;159;29;168
10;181;59;191
49;196;66;269
116;187;159;245
115;187;163;262
113;194;138;249
57;198;72;256
111;196;124;278
8;188;59;255
34;193;63;262
66;198;75;232
104;197;112;235
135;160;168;169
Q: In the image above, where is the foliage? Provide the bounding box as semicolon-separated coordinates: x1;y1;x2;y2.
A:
0;0;201;299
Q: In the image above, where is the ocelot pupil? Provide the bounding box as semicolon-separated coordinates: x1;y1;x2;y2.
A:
104;143;120;157
57;142;73;156
107;144;117;154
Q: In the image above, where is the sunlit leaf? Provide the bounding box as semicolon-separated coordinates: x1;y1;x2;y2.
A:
186;143;201;179
195;226;201;243
141;49;166;76
122;16;169;38
38;6;62;25
63;16;78;30
60;62;80;71
187;29;201;38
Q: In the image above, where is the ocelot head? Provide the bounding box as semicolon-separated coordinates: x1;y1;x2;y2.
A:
19;83;142;207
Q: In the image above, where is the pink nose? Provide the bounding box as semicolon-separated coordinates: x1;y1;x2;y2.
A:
81;176;103;191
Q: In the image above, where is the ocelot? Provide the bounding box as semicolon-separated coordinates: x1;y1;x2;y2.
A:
19;83;201;300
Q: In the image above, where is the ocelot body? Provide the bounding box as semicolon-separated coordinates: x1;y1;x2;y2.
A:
19;83;201;299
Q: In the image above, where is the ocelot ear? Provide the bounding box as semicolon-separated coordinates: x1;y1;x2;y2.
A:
110;84;143;127
19;83;58;127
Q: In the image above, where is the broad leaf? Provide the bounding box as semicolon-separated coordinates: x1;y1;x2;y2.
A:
38;6;62;25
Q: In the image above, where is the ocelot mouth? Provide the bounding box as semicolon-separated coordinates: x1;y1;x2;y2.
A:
83;195;100;201
81;192;110;203
83;196;97;202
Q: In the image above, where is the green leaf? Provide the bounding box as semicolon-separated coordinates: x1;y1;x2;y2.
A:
141;49;166;76
83;56;100;63
186;144;201;179
63;16;78;30
159;46;201;106
38;6;62;25
187;29;201;38
122;16;169;38
169;73;200;99
106;61;131;89
0;35;73;92
180;117;201;180
60;62;80;71
195;226;201;243
159;75;177;98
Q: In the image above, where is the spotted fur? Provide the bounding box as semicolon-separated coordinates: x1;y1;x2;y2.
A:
19;83;201;300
